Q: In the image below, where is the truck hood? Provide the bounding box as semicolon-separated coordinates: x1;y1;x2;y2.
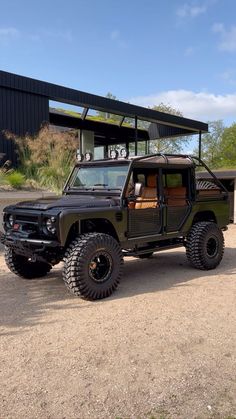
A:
11;195;118;211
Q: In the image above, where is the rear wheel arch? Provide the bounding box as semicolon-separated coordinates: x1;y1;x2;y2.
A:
192;210;217;225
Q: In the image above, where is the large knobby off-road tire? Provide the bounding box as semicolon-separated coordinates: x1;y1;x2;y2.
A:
4;247;52;279
63;233;124;300
186;221;224;270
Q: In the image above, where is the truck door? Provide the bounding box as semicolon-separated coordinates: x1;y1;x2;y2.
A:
127;170;162;237
162;168;191;232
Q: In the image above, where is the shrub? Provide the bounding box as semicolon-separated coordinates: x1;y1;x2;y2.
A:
6;171;25;189
5;126;78;191
37;158;72;193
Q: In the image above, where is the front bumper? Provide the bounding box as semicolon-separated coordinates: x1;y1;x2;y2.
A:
0;230;60;256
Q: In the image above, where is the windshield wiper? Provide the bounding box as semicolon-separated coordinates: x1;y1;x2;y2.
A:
91;184;122;191
67;186;122;192
92;187;122;191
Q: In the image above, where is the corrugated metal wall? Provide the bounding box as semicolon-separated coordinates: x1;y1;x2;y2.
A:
0;86;49;165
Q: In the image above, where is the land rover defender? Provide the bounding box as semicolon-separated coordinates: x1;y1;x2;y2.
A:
0;151;230;300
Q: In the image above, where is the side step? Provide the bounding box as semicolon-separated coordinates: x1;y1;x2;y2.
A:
123;242;184;257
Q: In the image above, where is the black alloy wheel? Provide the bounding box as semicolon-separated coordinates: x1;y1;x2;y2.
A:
63;233;123;300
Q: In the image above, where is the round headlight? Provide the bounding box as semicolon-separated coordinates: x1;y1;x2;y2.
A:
45;217;56;234
9;214;14;227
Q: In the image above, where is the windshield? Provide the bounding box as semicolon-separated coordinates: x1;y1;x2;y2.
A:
69;164;129;190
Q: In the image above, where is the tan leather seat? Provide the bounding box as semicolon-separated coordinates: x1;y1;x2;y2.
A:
135;174;158;209
165;186;187;206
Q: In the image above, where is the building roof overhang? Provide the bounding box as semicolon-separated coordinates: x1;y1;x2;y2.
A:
0;70;208;143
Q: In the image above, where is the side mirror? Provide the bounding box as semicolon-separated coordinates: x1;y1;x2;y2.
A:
134;182;143;197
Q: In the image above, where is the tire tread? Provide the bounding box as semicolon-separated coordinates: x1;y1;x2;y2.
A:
4;247;52;279
63;233;123;300
186;221;224;270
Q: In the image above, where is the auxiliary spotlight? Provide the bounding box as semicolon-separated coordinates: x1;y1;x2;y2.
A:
110;149;119;159
85;152;93;161
120;148;129;158
76;152;84;162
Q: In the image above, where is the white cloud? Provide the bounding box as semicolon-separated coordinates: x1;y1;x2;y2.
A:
0;27;19;41
177;2;207;18
129;90;236;121
212;22;236;52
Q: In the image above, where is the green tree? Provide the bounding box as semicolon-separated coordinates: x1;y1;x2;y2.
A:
97;96;192;154
193;120;225;168
148;103;190;153
219;123;236;168
153;103;182;116
97;92;121;121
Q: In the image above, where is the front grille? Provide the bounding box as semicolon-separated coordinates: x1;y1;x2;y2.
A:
13;213;40;234
14;214;39;224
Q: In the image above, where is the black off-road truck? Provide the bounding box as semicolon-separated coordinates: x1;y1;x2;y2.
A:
0;153;230;299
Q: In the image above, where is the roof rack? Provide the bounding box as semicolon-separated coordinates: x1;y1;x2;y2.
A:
132;152;194;165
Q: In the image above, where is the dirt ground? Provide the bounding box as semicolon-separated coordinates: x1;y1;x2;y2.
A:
0;227;236;419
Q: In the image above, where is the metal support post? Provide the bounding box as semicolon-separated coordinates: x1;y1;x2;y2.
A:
135;116;138;155
198;131;202;160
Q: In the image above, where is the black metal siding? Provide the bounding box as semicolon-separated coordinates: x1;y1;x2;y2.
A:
0;86;49;165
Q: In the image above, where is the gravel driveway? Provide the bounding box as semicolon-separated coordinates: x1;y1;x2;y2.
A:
0;226;236;419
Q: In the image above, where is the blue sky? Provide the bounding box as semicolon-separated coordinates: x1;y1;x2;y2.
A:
1;0;236;126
